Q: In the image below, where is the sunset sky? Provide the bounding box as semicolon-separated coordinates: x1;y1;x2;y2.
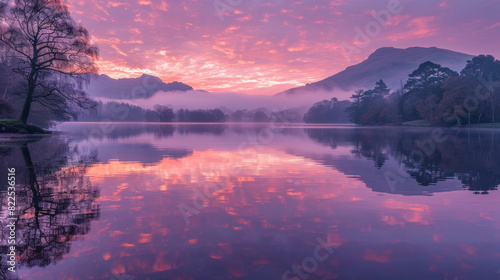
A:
66;0;500;95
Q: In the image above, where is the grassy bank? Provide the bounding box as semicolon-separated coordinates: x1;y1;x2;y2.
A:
0;119;51;134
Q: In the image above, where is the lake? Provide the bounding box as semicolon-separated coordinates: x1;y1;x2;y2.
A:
1;123;500;280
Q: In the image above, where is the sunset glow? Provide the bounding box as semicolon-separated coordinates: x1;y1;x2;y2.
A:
66;0;500;94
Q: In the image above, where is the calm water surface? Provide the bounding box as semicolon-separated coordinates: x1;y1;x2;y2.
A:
1;123;500;280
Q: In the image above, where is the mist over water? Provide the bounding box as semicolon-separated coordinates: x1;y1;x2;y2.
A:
95;89;351;111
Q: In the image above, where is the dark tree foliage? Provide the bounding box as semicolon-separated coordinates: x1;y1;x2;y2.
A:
461;55;500;81
228;108;302;123
460;55;500;123
373;79;390;97
154;105;175;122
346;89;364;124
176;109;187;122
438;77;480;126
253;111;269;122
230;110;244;122
304;98;351;123
346;80;398;125
145;109;160;122
81;106;227;123
79;101;146;122
405;61;458;92
402;62;458;121
271;108;303;123
179;108;226;122
0;0;99;124
345;57;500;126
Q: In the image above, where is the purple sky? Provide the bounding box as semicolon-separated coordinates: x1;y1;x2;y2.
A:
67;0;500;94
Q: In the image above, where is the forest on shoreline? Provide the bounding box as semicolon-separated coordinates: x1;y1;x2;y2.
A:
304;55;500;127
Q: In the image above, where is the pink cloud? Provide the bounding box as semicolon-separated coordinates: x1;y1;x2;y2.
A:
109;2;130;8
439;1;450;8
409;16;437;36
387;16;437;41
158;1;169;11
485;22;500;30
386;14;410;26
64;0;499;95
138;0;152;5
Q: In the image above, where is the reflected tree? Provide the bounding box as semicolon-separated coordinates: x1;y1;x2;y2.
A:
0;137;100;274
305;128;392;169
304;128;500;193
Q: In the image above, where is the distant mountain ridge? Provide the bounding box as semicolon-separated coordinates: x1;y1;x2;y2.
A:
86;74;193;99
278;47;474;96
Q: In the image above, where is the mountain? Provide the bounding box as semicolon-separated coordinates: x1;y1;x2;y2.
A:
278;47;474;97
86;74;193;99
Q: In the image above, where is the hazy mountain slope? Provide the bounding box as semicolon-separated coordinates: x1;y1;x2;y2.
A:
278;47;474;96
86;74;193;99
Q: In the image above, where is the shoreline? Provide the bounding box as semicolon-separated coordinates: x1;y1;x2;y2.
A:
0;119;52;135
2;120;499;136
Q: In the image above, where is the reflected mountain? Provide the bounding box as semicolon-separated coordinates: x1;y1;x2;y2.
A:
305;127;500;194
0;137;100;277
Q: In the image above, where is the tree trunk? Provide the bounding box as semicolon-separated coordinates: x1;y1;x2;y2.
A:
21;144;42;228
19;80;34;124
21;144;40;197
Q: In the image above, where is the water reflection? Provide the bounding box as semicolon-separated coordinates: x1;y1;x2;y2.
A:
2;123;499;279
305;127;500;194
0;137;100;278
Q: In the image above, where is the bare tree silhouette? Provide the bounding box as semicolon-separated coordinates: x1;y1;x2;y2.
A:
0;0;99;124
